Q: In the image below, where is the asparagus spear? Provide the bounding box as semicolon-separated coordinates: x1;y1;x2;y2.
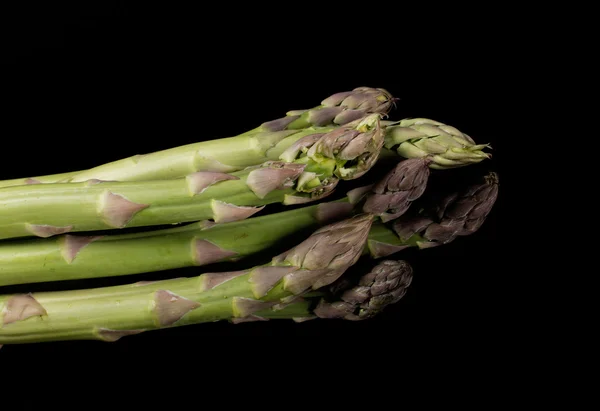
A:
0;114;384;240
324;169;499;257
383;118;491;169
309;259;413;321
0;87;394;188
371;171;499;253
0;158;432;287
242;259;413;323
0;214;375;344
390;171;499;248
0;259;413;347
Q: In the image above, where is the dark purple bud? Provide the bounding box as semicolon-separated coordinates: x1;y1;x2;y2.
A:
362;159;430;221
316;260;413;321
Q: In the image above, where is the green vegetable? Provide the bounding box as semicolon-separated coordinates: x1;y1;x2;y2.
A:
0;87;393;188
0;115;384;240
0;157;432;286
0;214;377;344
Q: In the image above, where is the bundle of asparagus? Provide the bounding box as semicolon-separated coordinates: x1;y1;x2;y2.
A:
0;87;498;346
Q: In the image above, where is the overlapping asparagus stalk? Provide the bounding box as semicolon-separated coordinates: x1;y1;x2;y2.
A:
0;87;394;188
0;114;385;240
0;163;499;288
0;158;431;287
0;214;378;344
0;170;498;344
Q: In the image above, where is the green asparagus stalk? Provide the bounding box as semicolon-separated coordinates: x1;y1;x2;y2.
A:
0;214;375;344
0;259;413;346
0;258;413;346
0;114;385;240
0;87;394;188
383;118;491;169
0;158;432;287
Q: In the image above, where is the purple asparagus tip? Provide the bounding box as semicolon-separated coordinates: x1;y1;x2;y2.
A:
313;260;413;321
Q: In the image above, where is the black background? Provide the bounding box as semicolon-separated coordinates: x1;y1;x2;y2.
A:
1;3;507;376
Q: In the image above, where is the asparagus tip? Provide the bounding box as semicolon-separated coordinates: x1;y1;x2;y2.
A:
315;259;413;321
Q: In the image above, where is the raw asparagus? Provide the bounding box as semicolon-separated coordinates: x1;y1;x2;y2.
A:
383;118;491;169
0;87;394;188
390;171;499;247
0;259;413;346
344;170;499;256
0;158;432;287
0;114;384;240
0;214;376;344
235;259;413;323
0;164;499;290
309;259;413;321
